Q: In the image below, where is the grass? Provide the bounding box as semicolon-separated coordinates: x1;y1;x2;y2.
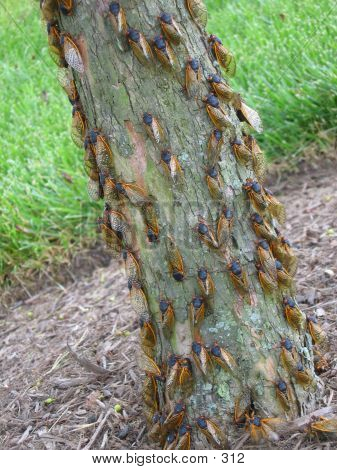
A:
0;0;336;278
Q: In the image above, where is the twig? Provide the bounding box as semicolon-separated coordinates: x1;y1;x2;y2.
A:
83;410;113;450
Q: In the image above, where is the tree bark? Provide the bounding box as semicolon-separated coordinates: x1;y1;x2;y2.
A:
42;0;323;449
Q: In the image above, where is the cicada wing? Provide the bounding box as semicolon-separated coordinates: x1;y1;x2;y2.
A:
139;354;161;376
240;102;263;133
63;36;84;73
186;0;208;28
71;111;86;147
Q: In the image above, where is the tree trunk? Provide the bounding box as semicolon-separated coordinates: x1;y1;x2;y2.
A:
41;0;323;449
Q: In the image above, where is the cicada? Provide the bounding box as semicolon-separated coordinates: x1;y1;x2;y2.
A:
251;213;276;242
197;268;215;297
293;361;314;387
166;235;185;282
243;135;266;182
207;129;224;166
143;112;165;146
280;338;298;373
208;35;236;77
271;235;298;277
139;353;162;377
153;35;177;69
58;0;74;15
256;239;277;281
142;203;159;241
107;208;132;247
163;432;178;450
164;402;186;429
203;94;233;130
196;416;228;449
185;58;202;98
192;341;211;376
186;0;208;28
40;0;58;22
307;315;328;350
71;104;87;148
159;299;175;332
94;133;115;175
264;188;286;225
207;74;234;101
195;217;218;249
189;296;205;326
256;263;278;294
114;181;150;206
166;354;181;398
309;417;337;435
126;28;153;65
232;138;252;167
60;33;84;73
228;260;250;300
176;424;192;450
88;177;103;201
205;166;223;200
139;317;157;353
274;380;295;413
97;217;123;256
275;260;293;291
178;358;194;396
232;94;263;134
245;413;280;443
314;351;329;374
47;20;62;53
210;342;237;373
122;250;141;286
109;2;127;35
129;282;150;317
102;176;119;206
234;391;251;425
142;374;159;412
148;412;165;441
283;297;305;331
57;67;78;103
160;150;183;183
217;207;233;247
159;12;182;44
243;178;268;214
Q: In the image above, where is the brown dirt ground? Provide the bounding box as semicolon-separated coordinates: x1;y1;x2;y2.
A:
1;162;337;450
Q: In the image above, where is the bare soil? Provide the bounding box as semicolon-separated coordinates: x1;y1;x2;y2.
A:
1;163;337;450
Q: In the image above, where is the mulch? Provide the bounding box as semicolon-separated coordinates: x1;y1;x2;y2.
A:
1;162;337;450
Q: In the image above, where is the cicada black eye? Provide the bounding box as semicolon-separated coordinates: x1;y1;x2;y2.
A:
168;354;179;368
174;403;184;413
179;424;189;436
127;279;132;291
127;27;140;42
278;381;287;393
252;416;261;427
252;213;263;224
284;297;296;308
283;338;293;351
230;261;242;276
89;129;99;144
160;12;172;24
205;94;219;108
224;208;233;220
297;361;304;372
143;112;153;125
189;58;200;71
192;297;203;309
192;341;202;355
159;299;169;313
275;260;283;270
208;73;221;84
198;223;208;235
252;181;262;193
172;269;184;282
153;34;166;50
213;129;222;141
198;268;207;281
207;166;218;178
197;417;207;429
147;228;158;243
233;137;243;146
258;239;269;250
161;150;172;164
210;344;221;357
166;432;176;444
109;1;120;15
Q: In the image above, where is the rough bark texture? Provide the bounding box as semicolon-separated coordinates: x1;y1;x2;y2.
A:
43;0;322;449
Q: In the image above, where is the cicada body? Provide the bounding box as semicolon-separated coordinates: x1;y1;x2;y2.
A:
142;374;159;412
314;352;329;374
251;213;276;242
47;20;62;54
148;412;165;441
163;432;178;450
275;260;293;291
176;424;192;450
196;217;218;249
143;112;165;146
205;166;223;200
243;178;268;214
232;94;263;134
256;263;278;294
271;236;298;277
58;0;74;15
166;354;181;399
122;250;141;286
196;416;228;449
139;318;157;354
159;299;175;332
264;188;286;225
208;35;236;77
280;338;298;373
139;353;162;377
71;105;87;148
245;414;280;443
244;135;266;182
197;268;215;297
107;208;132;247
164;402;186;430
84;137;99;177
210;342;237;373
203;94;232;130
103;177;119;206
178;358;194;397
166;236;185;281
228;260;250;300
283;297;305;331
109;2;127;35
189;296;205;327
126;28;153;65
159;13;182;44
234;391;251;425
207;74;234;101
98;218;123;257
60;33;84;73
309;417;337;434
274;380;295;413
115;181;150;206
153;35;177;69
307;315;328;350
217;207;233;247
256;239;277;281
293;361;314;387
186;0;208;28
207;129;224;166
94;134;114;175
232;138;252;166
129;282;149;317
142;203;159;241
57;67;78;103
40;0;58;22
185;58;202;98
160;150;183;183
192;341;211;376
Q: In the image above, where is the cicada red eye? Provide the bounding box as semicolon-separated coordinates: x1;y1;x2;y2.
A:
210;342;237;374
264;188;286;225
176;424;192;450
153;34;177;69
71;105;87;148
159;299;175;333
196;416;228;449
189;296;205;327
203;93;233;130
185;57;202;98
195;217;218;249
205;166;223;200
159;12;182;44
186;0;208;28
60;33;84;73
126;28;153;65
283;297;305;331
207;129;224;166
232;94;263;133
217;207;233;247
243;178;268;214
207;74;234;101
164;402;186;429
59;0;74;15
142;112;166;146
191;341;211;376
228;260;250;301
160;150;184;183
109;2;127;35
197;268;215;298
208;35;236;77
